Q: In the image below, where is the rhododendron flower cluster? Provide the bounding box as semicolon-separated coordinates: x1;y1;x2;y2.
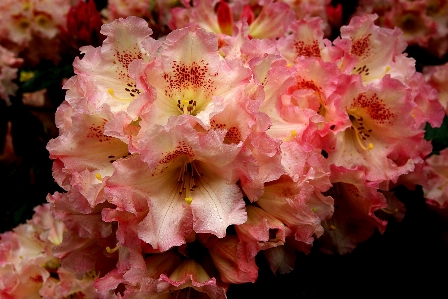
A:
0;0;78;65
45;8;444;297
355;0;448;58
0;204;101;298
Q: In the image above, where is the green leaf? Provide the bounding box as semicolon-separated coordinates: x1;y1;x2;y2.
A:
425;115;448;154
19;63;74;93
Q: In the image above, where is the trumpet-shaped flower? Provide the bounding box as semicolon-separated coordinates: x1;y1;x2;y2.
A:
136;25;251;127
105;116;250;251
327;75;420;182
71;16;160;115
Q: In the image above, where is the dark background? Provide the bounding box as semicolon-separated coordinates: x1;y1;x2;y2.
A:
227;186;448;298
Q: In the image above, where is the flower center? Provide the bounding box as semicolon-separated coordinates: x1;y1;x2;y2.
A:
108;82;142;102
35;13;53;29
13;15;30;32
177;161;202;204
177;98;197;115
349;114;373;150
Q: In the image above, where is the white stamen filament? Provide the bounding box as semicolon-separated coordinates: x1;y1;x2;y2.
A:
354;129;374;150
349;114;374;151
177;161;202;204
108;88;136;102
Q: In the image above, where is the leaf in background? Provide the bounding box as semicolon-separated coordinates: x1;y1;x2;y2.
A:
19;63;74;93
425;115;448;154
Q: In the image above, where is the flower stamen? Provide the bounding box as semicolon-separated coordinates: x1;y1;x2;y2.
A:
349;115;374;151
108;85;141;102
106;245;119;253
177;161;202;204
178;98;197;115
380;207;398;214
283;130;297;142
324;220;336;230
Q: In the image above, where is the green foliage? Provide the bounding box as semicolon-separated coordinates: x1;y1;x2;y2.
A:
19;63;74;93
425;115;448;154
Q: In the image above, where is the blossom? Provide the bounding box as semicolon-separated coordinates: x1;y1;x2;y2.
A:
43;6;445;297
135;25;251;127
326;74;419;182
69;16;160;116
0;0;74;65
169;0;296;39
0;45;22;105
354;0;448;58
103;0;152;23
318;166;388;254
105;116;249;251
423;148;448;208
0;204;101;298
423;62;448;115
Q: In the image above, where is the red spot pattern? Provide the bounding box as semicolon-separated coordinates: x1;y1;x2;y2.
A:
293;40;321;58
210;120;225;130
211;120;241;144
350;92;394;124
296;78;323;97
87;119;113;143
112;46;143;97
224;126;242;144
295;78;326;110
163;60;217;99
114;46;143;80
159;141;195;164
350;34;372;59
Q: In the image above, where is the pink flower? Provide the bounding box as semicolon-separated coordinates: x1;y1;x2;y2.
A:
277;17;342;63
318;166;388;254
0;45;22;105
424;62;448;115
327;75;421;183
334;14;409;84
0;204;101;298
424;148;448;208
70;16;160;117
105;116;249;251
44;9;445;295
136;25;251;127
169;0;295;39
0;0;74;64
205;235;258;284
355;0;448;58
